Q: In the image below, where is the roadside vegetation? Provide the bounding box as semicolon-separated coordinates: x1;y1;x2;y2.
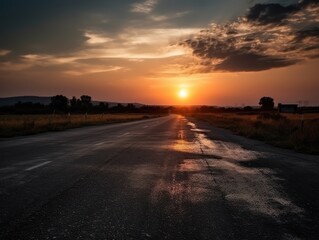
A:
0;114;160;137
189;112;319;154
0;94;169;137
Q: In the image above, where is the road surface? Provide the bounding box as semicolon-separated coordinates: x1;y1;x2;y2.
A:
0;115;318;239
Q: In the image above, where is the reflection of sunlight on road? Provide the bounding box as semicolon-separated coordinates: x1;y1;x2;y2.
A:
173;135;189;153
173;116;260;161
150;116;214;205
177;130;186;140
195;132;260;161
171;117;303;218
150;160;211;204
125;115;303;220
179;160;202;172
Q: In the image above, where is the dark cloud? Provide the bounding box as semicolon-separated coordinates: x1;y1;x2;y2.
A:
246;0;319;25
246;3;298;24
182;36;299;72
295;27;319;41
299;0;319;7
180;0;319;72
214;53;298;72
295;27;319;53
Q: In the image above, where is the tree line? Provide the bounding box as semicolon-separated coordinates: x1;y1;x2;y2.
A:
49;95;171;114
50;95;93;112
2;95;301;115
0;95;171;114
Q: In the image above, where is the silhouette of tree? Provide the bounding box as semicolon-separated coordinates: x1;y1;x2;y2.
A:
98;102;109;111
127;103;136;111
243;106;253;111
80;95;92;108
13;102;48;114
50;95;69;111
259;97;274;110
110;103;124;113
70;96;77;108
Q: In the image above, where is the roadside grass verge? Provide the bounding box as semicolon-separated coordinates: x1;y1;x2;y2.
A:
0;114;161;137
189;113;319;154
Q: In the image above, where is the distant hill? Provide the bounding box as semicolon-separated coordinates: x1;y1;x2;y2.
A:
93;101;144;108
0;96;51;106
0;96;144;108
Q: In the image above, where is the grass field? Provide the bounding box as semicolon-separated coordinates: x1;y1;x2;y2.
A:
0;114;160;137
189;112;319;154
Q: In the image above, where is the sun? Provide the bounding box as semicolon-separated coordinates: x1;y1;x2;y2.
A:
178;89;188;99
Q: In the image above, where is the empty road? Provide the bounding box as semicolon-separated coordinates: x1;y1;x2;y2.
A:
0;115;318;239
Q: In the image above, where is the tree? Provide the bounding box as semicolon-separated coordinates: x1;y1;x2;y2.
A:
98;102;109;111
259;97;274;110
50;95;69;111
127;103;136;110
70;96;77;108
243;106;253;111
80;95;92;108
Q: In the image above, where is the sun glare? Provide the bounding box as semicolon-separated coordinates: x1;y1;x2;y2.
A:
178;89;188;99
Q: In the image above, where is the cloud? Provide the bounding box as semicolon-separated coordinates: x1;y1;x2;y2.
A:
0;53;126;76
35;28;196;60
246;0;319;25
131;0;158;13
299;0;319;7
0;27;198;75
3;0;316;76
246;3;298;24
0;0;253;59
0;49;11;56
295;27;319;42
179;0;319;72
149;11;189;22
64;66;124;76
214;53;297;72
85;32;113;45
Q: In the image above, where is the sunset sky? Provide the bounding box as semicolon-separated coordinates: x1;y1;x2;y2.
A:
0;0;318;106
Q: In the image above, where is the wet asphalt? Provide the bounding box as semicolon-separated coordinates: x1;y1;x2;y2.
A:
0;114;318;239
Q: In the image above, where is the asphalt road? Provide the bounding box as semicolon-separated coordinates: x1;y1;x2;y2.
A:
0;114;318;239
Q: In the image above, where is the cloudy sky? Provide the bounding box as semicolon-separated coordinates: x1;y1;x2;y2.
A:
0;0;318;105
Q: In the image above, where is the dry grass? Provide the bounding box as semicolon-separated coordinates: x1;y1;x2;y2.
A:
189;112;319;154
0;114;159;137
